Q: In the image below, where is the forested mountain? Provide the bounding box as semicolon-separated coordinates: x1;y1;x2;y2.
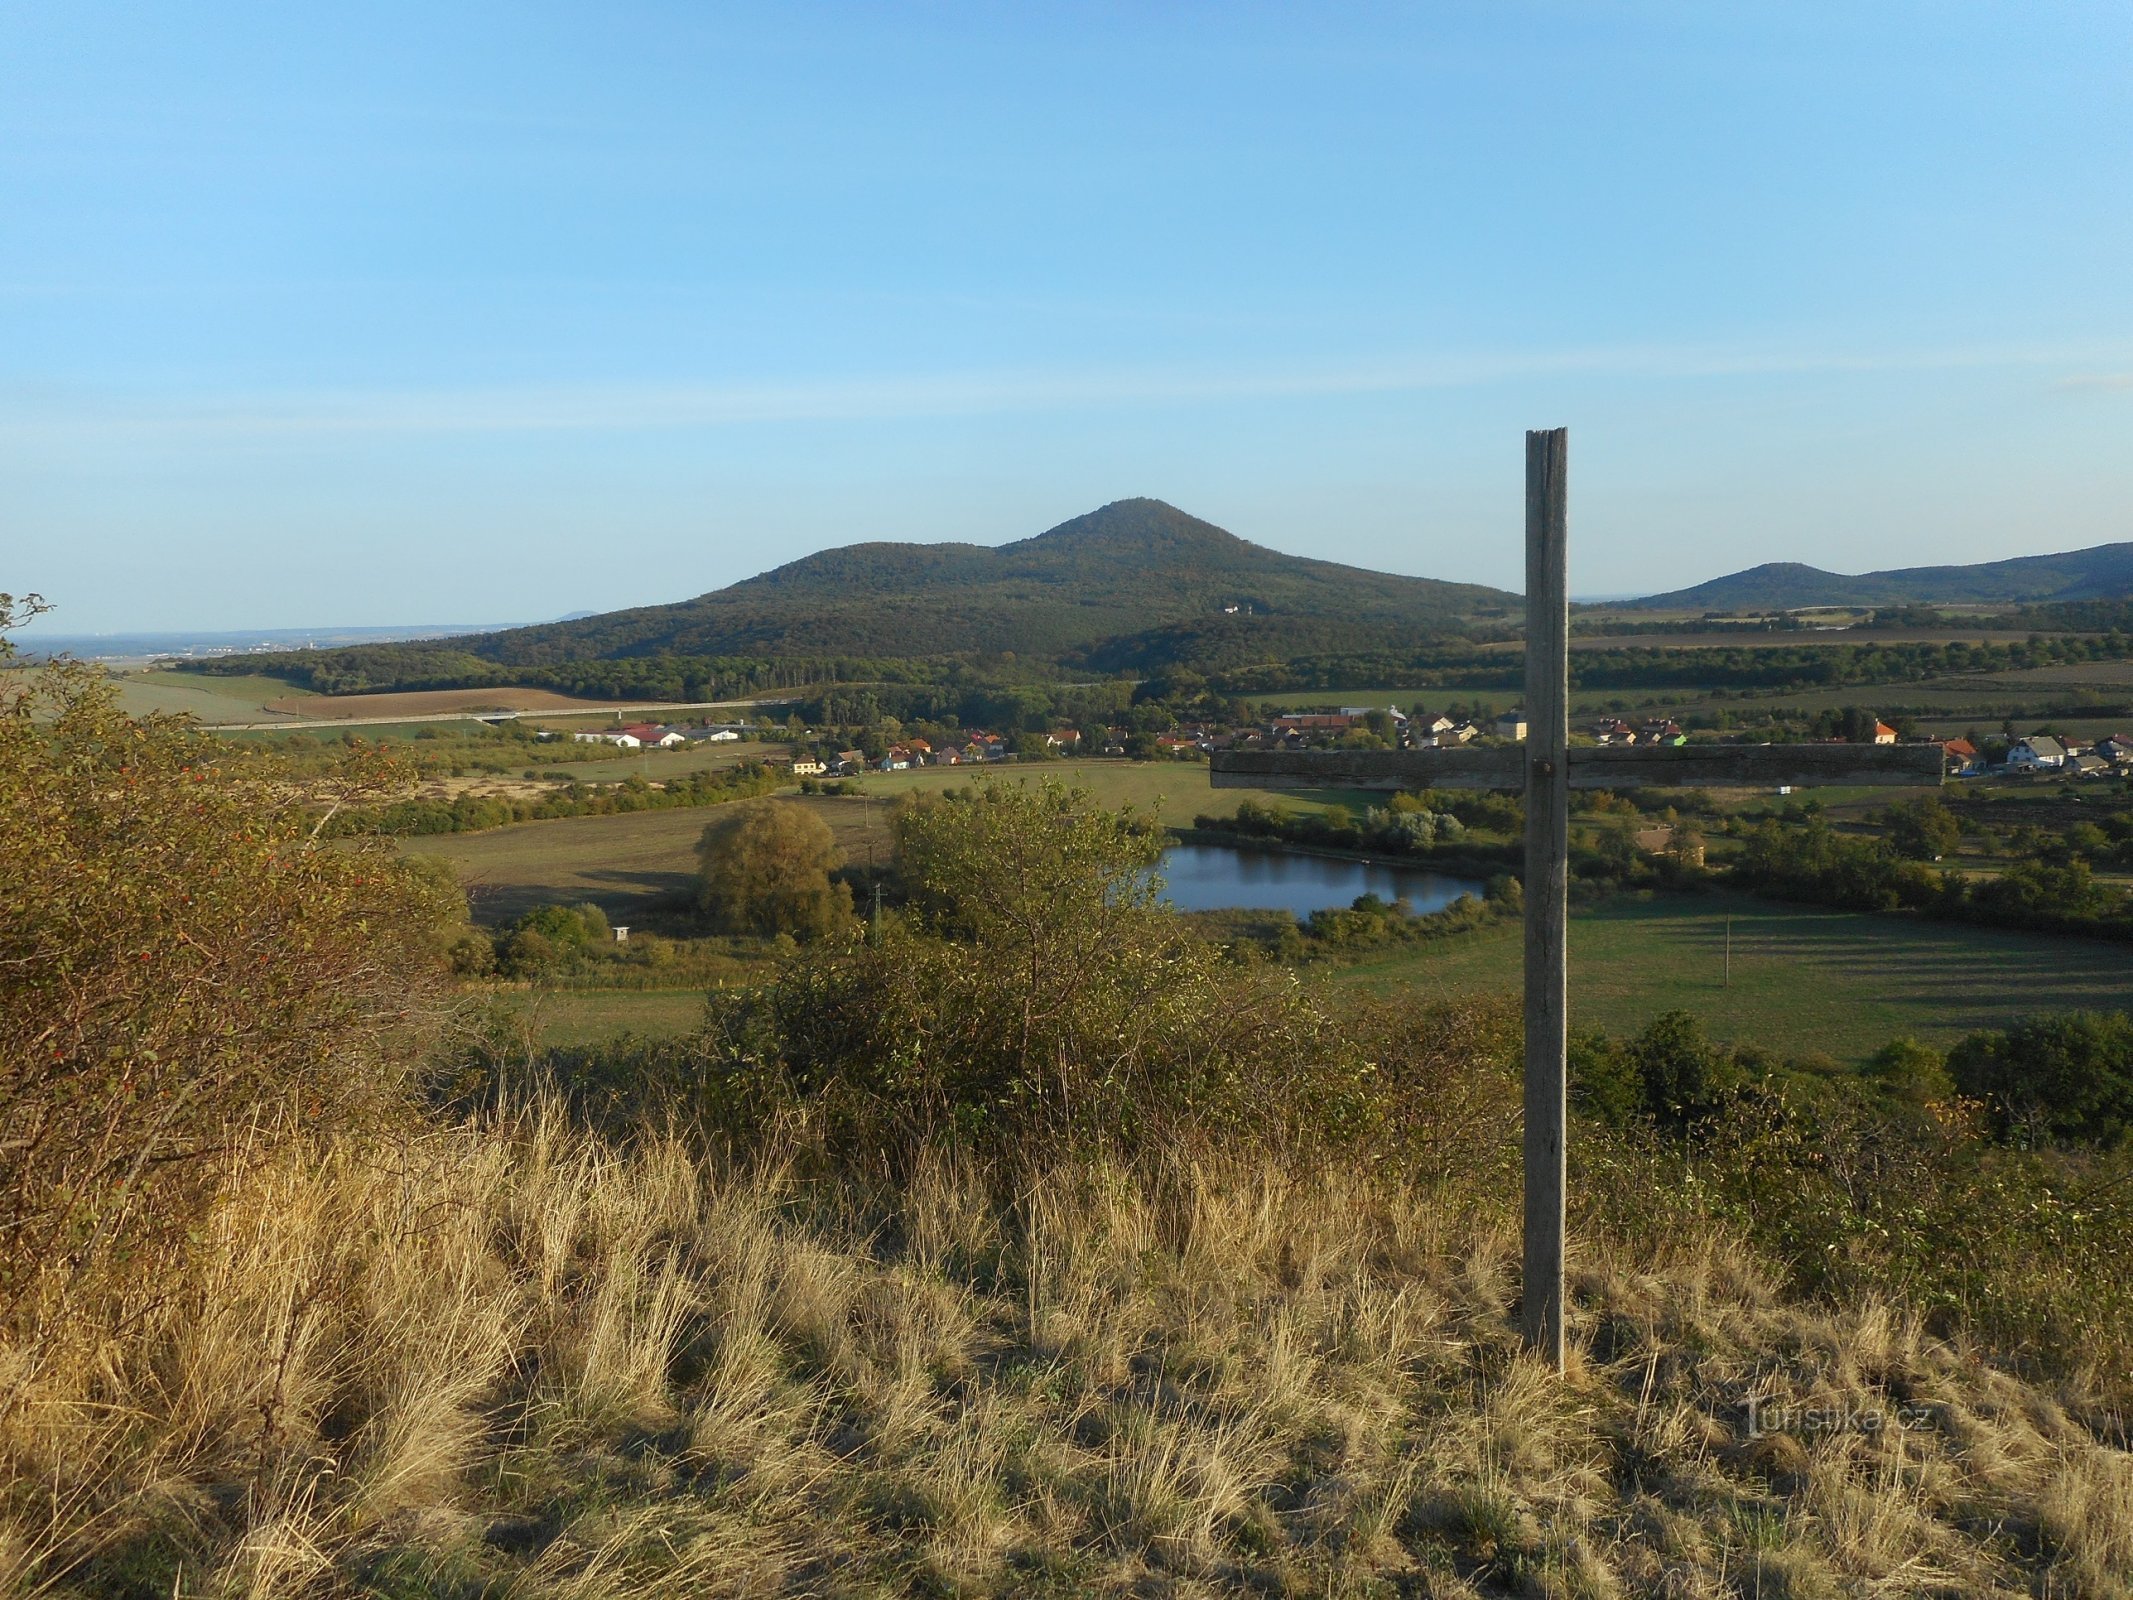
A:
191;500;1517;691
459;498;1512;664
1633;542;2133;611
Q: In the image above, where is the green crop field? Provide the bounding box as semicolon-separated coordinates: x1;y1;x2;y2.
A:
1335;890;2133;1062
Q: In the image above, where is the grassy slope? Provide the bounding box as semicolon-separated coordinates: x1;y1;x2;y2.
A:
11;1112;2126;1597
1338;890;2133;1060
106;668;312;722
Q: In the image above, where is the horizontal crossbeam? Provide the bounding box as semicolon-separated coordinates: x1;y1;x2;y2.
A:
1210;742;1944;792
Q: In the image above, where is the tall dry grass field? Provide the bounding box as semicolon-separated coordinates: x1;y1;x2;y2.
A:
3;1106;2127;1598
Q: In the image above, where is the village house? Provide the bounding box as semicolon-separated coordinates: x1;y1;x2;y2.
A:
1939;736;1982;776
1870;720;1899;745
2068;752;2111;779
1341;705;1408;727
833;749;865;776
789;754;828;777
1272;713;1356;737
2007;735;2068;772
1592;719;1637;745
2094;734;2133;767
618;723;686;749
1494;712;1528;741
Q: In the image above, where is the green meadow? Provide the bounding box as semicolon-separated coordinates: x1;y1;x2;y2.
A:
100;668;312;723
1336;890;2132;1062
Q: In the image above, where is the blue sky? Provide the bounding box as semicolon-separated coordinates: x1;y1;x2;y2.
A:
4;2;2128;632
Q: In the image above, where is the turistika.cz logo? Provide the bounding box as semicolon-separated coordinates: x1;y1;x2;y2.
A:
1745;1396;1937;1439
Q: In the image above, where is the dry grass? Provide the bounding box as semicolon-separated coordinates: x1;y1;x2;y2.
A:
2;1111;2127;1598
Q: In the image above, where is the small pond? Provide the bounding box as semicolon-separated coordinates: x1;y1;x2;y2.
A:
1157;843;1489;918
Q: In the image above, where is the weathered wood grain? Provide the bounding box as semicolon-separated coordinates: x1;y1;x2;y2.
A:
1522;427;1569;1371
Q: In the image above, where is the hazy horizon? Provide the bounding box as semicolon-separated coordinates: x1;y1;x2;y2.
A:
6;3;2128;633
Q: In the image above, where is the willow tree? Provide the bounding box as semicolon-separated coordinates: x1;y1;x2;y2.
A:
695;799;851;939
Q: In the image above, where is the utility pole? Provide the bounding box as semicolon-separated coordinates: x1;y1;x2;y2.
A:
1521;427;1570;1371
1207;428;1943;1375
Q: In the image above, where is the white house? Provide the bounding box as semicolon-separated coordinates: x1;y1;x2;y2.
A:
1493;713;1528;741
2007;735;2068;772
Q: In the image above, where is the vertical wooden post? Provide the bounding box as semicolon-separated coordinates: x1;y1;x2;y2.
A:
1522;428;1570;1369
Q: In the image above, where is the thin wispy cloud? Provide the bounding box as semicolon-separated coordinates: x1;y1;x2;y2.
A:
2054;372;2133;392
3;340;2123;445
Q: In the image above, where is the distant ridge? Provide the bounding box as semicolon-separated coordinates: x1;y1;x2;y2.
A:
438;498;1516;670
1632;542;2133;611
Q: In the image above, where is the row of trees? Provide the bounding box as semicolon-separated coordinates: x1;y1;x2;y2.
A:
1574;1006;2133;1150
330;761;786;838
1731;815;2133;937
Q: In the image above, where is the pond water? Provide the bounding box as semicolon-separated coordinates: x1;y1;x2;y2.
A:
1157;843;1489;919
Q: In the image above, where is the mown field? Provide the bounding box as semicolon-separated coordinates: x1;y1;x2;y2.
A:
1336;889;2133;1061
498;985;712;1045
471;877;2133;1053
102;668;313;722
401;806;722;924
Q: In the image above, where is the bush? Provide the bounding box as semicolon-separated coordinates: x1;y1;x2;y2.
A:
1949;1012;2133;1149
1626;1010;1747;1128
1867;1036;1954;1105
700;780;1519;1164
0;612;455;1319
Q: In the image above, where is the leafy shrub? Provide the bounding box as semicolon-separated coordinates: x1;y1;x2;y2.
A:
701;780;1519;1164
0;613;455;1319
1949;1012;2133;1149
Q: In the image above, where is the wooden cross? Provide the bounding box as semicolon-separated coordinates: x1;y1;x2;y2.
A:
1209;429;1944;1369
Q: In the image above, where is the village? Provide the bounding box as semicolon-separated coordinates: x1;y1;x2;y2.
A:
563;707;2133;782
